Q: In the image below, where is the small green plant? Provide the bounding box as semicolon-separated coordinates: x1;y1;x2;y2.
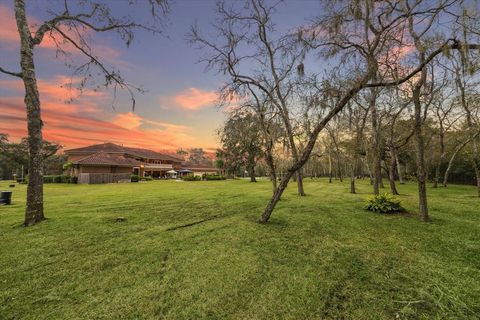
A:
364;193;404;214
131;175;140;182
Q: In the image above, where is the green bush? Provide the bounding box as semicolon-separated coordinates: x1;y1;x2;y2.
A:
140;176;153;181
43;175;77;184
131;175;140;182
183;175;201;181
364;193;404;214
203;174;226;180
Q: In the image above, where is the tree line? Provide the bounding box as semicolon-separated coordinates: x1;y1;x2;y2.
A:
205;0;480;223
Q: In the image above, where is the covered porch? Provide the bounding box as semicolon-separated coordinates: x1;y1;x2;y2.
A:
140;163;174;178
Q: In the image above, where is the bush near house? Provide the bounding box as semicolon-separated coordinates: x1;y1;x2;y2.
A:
131;175;140;182
183;175;202;181
203;174;226;180
43;175;77;184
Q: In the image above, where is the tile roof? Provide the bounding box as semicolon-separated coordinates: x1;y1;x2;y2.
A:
73;152;143;166
66;143;183;162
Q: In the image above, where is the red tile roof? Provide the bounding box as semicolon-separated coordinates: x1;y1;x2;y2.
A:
66;143;183;162
73;152;143;166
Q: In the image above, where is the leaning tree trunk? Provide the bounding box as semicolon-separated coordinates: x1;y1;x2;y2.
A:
413;86;429;222
442;134;477;187
15;0;45;226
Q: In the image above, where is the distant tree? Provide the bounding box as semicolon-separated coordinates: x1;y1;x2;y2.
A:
188;148;210;166
0;0;168;226
176;148;189;160
219;110;264;182
0;135;62;180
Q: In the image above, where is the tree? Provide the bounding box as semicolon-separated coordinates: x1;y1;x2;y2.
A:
187;148;210;166
0;135;61;180
190;0;308;197
0;0;168;226
219;110;264;182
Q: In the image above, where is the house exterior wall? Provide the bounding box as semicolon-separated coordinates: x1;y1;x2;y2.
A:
79;165;132;174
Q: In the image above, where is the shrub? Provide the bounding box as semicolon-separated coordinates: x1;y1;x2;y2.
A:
131;175;140;182
140;176;153;181
202;174;226;180
364;193;404;214
43;175;77;184
183;175;201;181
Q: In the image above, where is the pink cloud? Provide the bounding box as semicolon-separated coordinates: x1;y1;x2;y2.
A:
111;112;143;130
0;94;211;151
166;87;219;111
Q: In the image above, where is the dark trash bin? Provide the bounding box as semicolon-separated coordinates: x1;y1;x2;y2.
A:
0;191;12;205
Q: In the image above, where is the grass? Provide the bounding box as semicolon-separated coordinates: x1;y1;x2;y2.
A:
0;178;479;319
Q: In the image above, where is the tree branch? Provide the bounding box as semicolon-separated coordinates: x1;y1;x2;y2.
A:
0;66;23;78
366;41;480;88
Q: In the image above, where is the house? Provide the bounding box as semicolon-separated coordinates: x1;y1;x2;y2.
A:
65;143;219;183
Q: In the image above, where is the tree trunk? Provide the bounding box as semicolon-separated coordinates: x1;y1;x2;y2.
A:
296;169;305;196
472;139;480;197
433;132;445;188
260;169;294;223
370;86;382;195
265;149;277;195
15;0;45;226
247;154;257;182
350;163;356;194
395;152;404;184
413;87;429;222
388;150;399;195
328;150;332;183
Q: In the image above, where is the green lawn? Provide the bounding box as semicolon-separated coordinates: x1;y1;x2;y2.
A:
0;179;479;319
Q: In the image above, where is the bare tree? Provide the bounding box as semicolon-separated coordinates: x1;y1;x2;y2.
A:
189;0;309;197
0;0;168;226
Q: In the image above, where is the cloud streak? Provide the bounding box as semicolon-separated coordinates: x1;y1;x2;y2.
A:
160;87;219;111
0;76;211;150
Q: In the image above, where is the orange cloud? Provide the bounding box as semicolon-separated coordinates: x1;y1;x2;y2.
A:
168;87;219;110
111;112;143;130
0;95;210;151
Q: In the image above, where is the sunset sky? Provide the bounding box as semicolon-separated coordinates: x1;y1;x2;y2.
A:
0;0;320;152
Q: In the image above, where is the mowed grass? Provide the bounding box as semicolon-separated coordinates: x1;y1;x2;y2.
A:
0;178;479;319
